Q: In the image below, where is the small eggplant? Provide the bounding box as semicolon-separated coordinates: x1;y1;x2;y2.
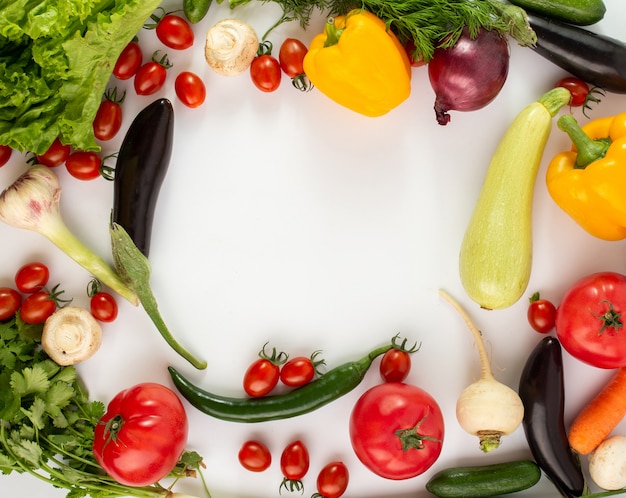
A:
518;336;586;498
113;98;174;257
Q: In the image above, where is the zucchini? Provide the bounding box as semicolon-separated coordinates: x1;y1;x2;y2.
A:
508;0;605;26
426;460;542;498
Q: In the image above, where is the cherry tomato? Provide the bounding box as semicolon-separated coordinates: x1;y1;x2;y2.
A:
0;287;21;321
90;292;118;322
19;290;56;324
15;262;50;294
243;343;288;397
527;292;557;333
316;461;349;498
113;41;143;80
36;137;70;167
0;144;13;167
250;54;282;93
280;352;323;387
134;51;171;96
556;271;626;369
238;440;272;472
156;14;194;50
379;348;412;383
280;440;309;493
93;89;125;141
65;151;102;181
555;77;591;107
175;71;206;108
404;39;426;67
349;382;444;480
93;383;188;486
278;38;307;79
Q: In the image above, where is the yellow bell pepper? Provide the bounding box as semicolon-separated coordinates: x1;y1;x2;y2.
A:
302;10;411;117
546;112;626;240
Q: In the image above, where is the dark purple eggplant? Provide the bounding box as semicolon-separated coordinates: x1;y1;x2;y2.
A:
518;336;586;498
112;98;174;257
527;13;626;93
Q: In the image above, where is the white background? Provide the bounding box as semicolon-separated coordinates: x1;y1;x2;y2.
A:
2;1;626;496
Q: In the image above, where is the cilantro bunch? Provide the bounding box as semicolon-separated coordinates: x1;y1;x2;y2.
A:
0;315;207;498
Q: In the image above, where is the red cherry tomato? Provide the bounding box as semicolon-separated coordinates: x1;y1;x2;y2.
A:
278;38;307;78
280;352;323;387
379;348;412;383
238;440;272;472
0;144;13;167
243;343;288;397
0;287;21;321
65;151;102;181
20;290;56;324
349;382;444;480
280;440;309;493
175;71;206;108
156;14;194;50
555;77;591;107
92;383;188;486
316;461;349;498
134;51;171;96
93;89;125;141
90;292;118;323
15;262;50;294
527;293;557;333
113;41;143;80
250;54;282;93
36;137;70;167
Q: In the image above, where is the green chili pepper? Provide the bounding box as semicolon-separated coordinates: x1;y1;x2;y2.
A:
183;0;212;24
168;342;394;423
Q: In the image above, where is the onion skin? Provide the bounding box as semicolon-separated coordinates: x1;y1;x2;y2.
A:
428;28;510;125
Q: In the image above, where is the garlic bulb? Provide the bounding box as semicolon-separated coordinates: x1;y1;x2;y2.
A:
205;19;258;76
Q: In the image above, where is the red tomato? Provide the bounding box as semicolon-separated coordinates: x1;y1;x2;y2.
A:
65;151;102;181
0;144;13;167
113;41;143;80
20;290;56;324
556;271;626;369
156;14;194;50
0;287;21;321
316;461;349;498
278;38;307;78
93;89;124;141
238;440;272;472
250;54;282;92
134;52;171;96
349;382;444;480
404;39;426;67
555;77;591;107
280;440;309;493
380;348;412;383
90;292;118;322
93;383;188;486
527;293;557;333
280;353;321;387
175;71;206;108
243;344;288;397
15;262;49;293
36;137;70;167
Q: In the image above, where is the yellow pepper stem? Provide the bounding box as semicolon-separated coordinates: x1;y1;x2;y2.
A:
323;18;344;47
558;114;611;169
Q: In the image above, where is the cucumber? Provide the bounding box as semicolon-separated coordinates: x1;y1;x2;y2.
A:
508;0;605;26
425;460;542;498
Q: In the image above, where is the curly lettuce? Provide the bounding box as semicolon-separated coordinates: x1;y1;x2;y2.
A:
0;0;162;154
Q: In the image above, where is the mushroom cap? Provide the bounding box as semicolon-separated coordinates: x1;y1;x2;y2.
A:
42;306;102;365
205;19;258;76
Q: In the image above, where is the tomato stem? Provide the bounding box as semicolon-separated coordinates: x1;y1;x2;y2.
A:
594;300;623;335
394;410;442;451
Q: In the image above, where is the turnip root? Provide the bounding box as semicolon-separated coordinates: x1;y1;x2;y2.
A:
439;289;524;452
589;435;626;490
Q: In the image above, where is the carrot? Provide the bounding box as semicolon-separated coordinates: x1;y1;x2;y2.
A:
568;367;626;455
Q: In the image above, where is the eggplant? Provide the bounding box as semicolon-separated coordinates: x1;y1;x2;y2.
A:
518;336;586;498
528;14;626;93
112;98;174;257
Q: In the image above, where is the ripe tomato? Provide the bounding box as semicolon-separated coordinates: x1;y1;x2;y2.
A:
134;51;171;96
0;287;21;321
527;292;557;334
555;77;591;107
93;383;188;487
156;14;194;50
280;440;309;493
0;144;12;167
556;271;626;369
278;38;307;79
379;348;412;383
15;262;49;293
36;137;70;167
243;343;288;397
250;54;282;92
113;41;143;80
20;290;56;324
93;89;125;141
238;440;272;472
65;151;102;181
316;461;349;498
280;352;322;387
175;71;206;108
349;382;444;480
90;292;118;322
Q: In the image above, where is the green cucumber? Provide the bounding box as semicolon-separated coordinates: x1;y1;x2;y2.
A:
508;0;605;26
425;460;542;498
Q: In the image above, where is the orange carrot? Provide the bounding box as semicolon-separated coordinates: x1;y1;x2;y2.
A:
568;368;626;455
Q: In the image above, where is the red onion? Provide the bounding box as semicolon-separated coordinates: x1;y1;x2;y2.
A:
428;28;510;125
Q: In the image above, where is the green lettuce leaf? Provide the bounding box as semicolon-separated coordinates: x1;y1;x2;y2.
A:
0;0;162;154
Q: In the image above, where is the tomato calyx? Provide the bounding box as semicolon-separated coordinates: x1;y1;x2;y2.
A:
593;300;623;335
391;333;421;354
151;50;173;70
44;283;73;308
100;414;125;451
103;86;126;105
257;40;273;57
279;477;304;495
258;341;289;366
291;73;313;92
394;411;442;452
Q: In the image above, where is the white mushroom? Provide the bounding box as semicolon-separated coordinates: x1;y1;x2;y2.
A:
205;19;258;76
42;306;102;365
589;435;626;490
